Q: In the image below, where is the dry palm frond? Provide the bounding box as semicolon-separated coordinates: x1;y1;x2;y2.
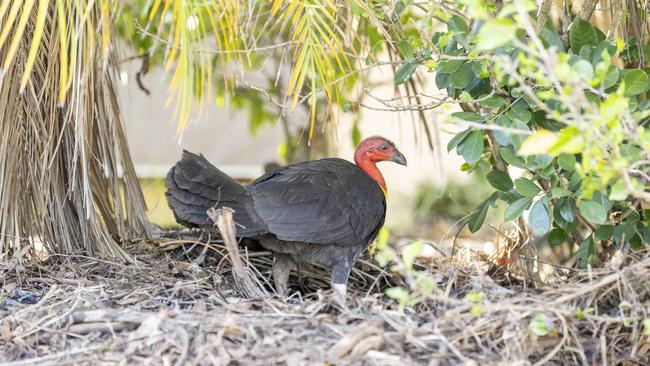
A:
0;0;149;259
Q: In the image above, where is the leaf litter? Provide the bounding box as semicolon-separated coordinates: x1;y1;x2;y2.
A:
1;229;649;365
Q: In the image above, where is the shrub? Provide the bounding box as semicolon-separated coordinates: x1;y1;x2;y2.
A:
393;1;649;266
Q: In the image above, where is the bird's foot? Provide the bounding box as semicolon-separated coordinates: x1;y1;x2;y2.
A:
331;283;347;308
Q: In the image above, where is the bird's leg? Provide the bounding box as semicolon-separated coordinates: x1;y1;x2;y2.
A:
272;253;295;296
330;262;352;305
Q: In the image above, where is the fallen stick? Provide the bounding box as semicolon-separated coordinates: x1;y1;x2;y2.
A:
207;207;268;299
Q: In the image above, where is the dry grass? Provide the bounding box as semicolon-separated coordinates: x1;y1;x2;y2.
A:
1;232;649;365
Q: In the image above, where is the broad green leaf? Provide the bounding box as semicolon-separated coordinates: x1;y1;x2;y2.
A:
592;191;612;212
572;60;594;81
539;164;556;180
514;178;541;197
479;95;507;109
609;179;629;201
451;112;484;122
447;129;472;152
529;199;551;236
555;198;576;224
548;228;567;246
577;235;596;268
551;187;572;198
602;66;619;89
622;69;649;96
510;120;531;149
639;99;650;111
578;200;607;224
447;14;469;41
504;197;533;222
558;154;577;171
620;143;644;161
450;65;475;88
507;109;532;124
569;18;597;53
438;59;464;73
395;60;419;85
500;147;526;168
555;213;577;232
540;28;564;51
435;72;450;89
431;31;444;45
397;40;415;60
486;170;513;191
613;219;638;247
468;198;490;233
476;19;516;51
460;130;484;164
527;154;554;172
494;115;512;146
594;225;613;241
471;61;489;78
518;130;558;155
568;172;583;191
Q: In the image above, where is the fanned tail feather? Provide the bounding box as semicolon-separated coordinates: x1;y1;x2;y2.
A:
165;150;266;236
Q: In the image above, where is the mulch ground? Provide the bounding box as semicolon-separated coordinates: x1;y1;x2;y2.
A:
1;232;649;365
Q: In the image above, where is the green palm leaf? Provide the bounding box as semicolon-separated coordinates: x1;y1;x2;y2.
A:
147;0;242;130
274;0;353;140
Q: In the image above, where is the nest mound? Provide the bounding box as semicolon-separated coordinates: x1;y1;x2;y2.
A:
1;233;649;365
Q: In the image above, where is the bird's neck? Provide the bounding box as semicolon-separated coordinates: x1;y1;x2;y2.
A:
354;153;387;195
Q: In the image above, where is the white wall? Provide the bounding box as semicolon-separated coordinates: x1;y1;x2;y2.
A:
118;64;285;180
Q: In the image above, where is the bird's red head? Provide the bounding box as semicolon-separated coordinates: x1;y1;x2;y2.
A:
354;136;407;194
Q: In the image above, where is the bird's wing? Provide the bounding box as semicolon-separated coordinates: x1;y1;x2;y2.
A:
248;158;386;246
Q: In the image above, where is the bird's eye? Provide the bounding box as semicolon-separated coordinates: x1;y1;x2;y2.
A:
379;144;389;151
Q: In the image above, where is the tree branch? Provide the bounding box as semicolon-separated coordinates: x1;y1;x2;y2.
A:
578;0;599;21
535;0;554;33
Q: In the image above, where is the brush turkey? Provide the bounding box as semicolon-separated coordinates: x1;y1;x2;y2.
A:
165;136;406;298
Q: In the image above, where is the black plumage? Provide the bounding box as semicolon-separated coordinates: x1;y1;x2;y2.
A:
166;137;405;298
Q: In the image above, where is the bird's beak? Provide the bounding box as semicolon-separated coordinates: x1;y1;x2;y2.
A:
391;150;407;166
